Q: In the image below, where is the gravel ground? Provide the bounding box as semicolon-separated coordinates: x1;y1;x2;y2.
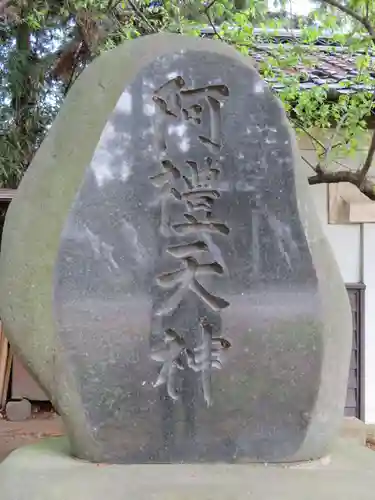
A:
0;412;63;463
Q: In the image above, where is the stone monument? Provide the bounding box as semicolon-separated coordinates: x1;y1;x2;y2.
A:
1;33;371;500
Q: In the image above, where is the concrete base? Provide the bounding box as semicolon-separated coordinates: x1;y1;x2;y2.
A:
1;437;375;500
340;416;368;446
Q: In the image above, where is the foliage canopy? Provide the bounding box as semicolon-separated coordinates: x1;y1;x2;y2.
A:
1;0;375;198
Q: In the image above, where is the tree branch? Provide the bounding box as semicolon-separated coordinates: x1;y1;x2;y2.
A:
203;0;223;40
321;0;375;40
127;0;157;33
308;170;375;201
317;112;347;171
205;0;219;12
358;128;375;187
292;119;327;153
63;41;84;97
252;44;277;58
333;159;353;171
293;120;328;174
301;155;318;172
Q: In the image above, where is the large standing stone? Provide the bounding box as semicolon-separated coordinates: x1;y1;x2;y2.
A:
0;34;352;464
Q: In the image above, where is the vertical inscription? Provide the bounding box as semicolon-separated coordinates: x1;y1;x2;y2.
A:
149;76;231;406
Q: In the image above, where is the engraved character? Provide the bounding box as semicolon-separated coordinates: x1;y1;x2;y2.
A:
188;317;231;406
155;256;229;316
150;329;187;400
181;158;221;212
149;159;183;236
153;76;229;153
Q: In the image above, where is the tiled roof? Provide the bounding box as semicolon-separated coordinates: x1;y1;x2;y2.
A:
201;28;375;94
251;48;375;94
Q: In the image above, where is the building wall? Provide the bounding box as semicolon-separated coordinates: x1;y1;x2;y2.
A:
299;132;375;423
363;226;375;422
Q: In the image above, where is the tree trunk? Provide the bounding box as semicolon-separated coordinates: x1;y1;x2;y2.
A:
13;18;31;138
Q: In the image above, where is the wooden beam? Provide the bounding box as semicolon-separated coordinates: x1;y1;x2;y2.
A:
0;321;9;410
1;349;12;408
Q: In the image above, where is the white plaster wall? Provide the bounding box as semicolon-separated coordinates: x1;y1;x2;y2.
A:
309;184;361;283
298;136;372;420
298;152;361;283
363;226;375;422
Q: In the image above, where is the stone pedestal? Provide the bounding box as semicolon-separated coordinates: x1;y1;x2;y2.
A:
1;437;375;500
